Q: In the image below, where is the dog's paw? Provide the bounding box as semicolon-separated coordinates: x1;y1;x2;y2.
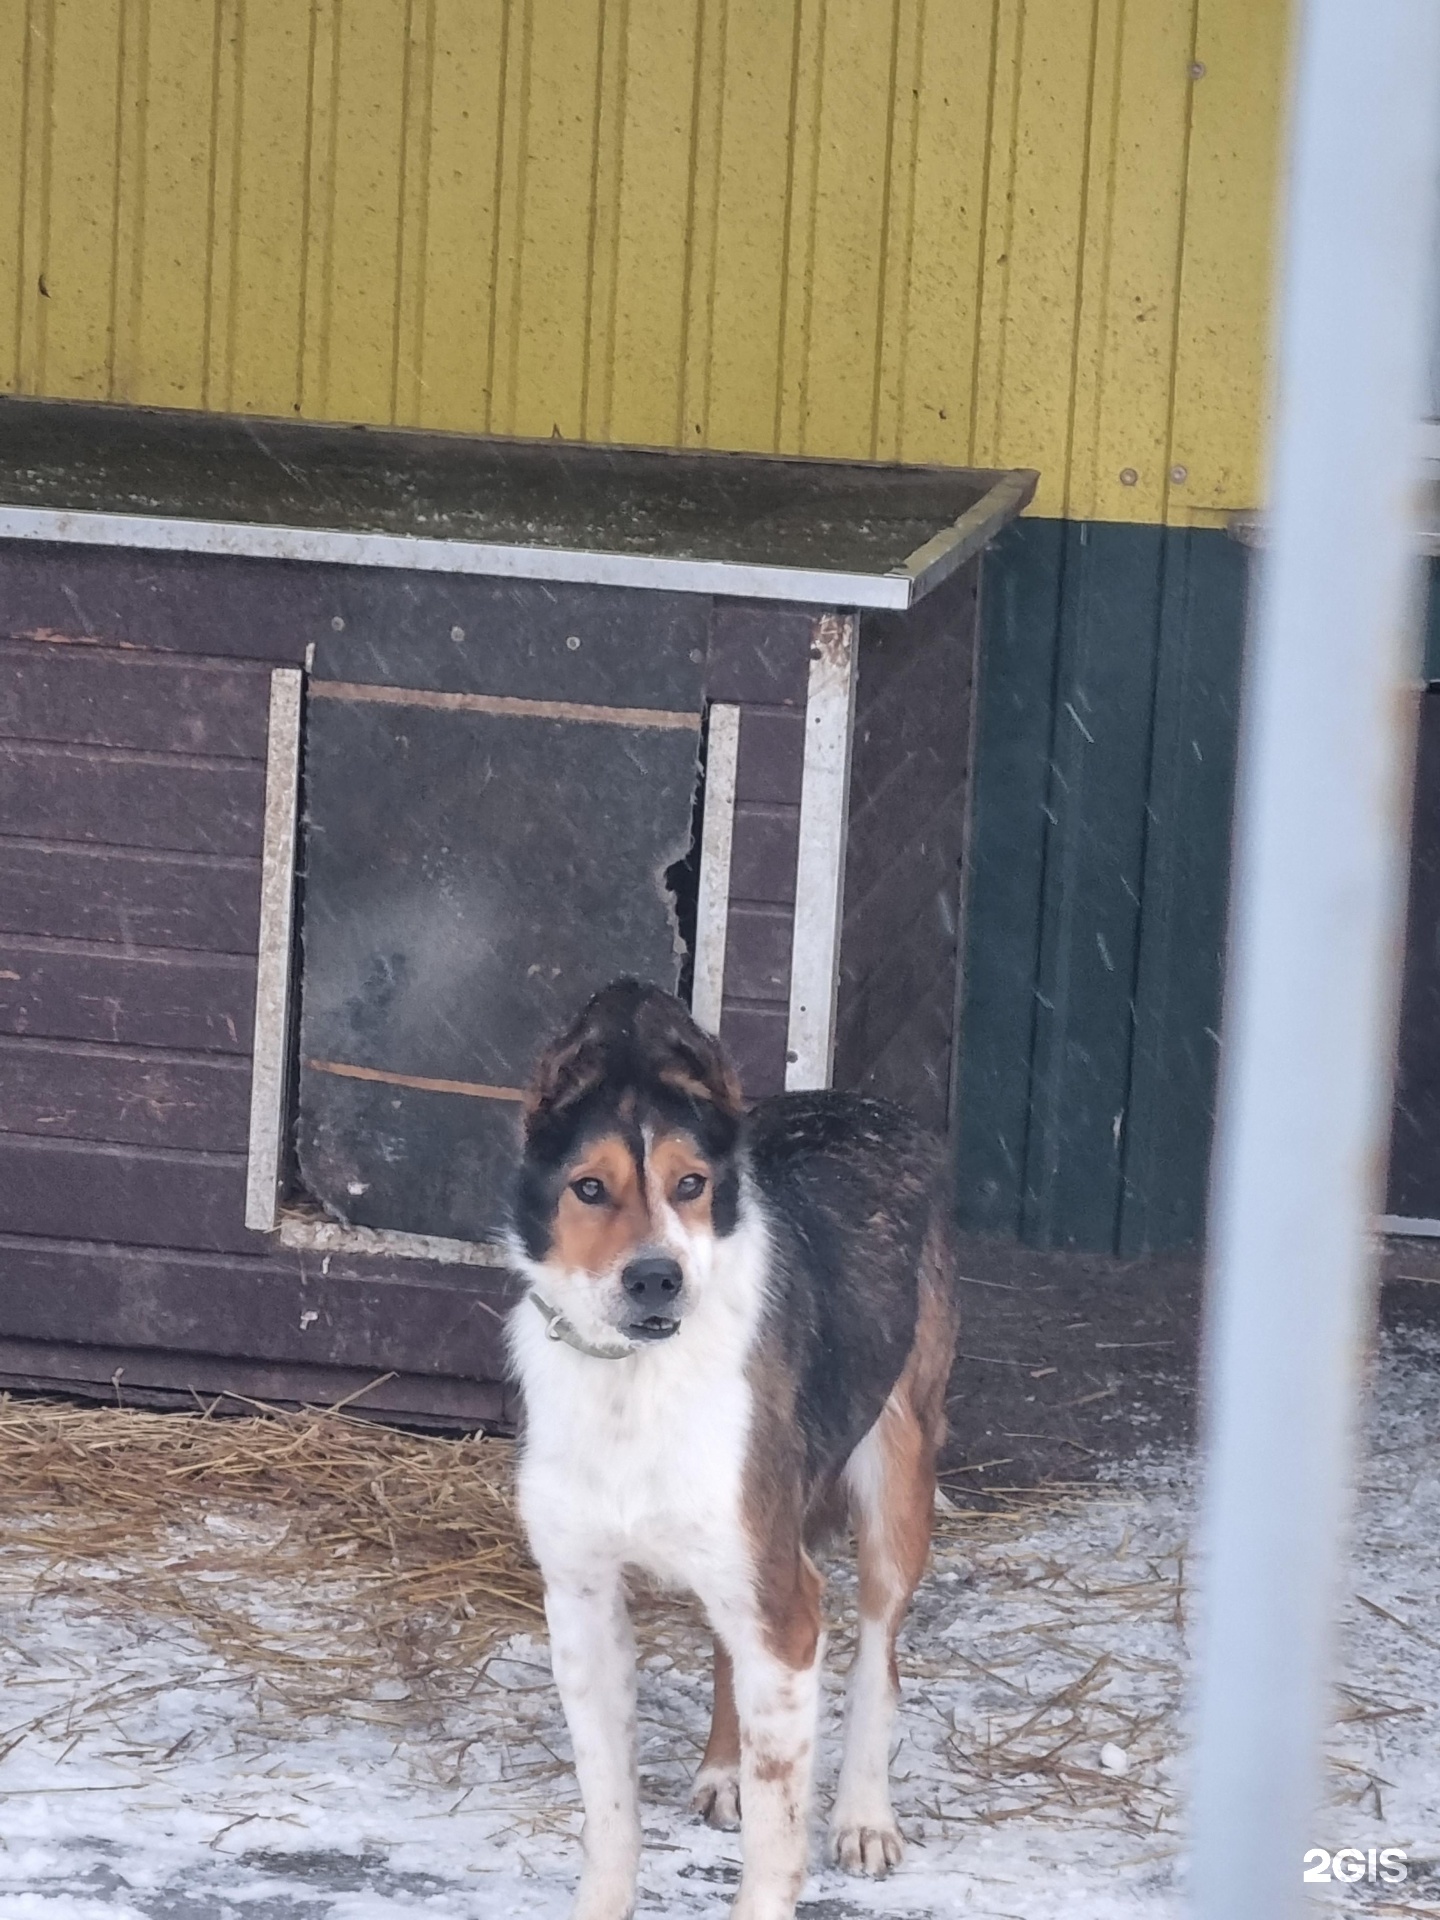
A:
570;1867;637;1920
828;1813;904;1877
689;1764;741;1830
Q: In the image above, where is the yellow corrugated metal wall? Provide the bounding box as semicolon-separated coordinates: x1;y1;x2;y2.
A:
0;0;1287;524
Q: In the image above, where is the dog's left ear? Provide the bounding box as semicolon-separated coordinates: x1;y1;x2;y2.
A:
654;1013;745;1121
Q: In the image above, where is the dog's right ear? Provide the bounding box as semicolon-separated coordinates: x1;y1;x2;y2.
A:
522;1021;603;1140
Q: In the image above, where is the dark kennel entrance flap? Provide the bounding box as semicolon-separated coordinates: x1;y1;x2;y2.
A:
295;687;701;1243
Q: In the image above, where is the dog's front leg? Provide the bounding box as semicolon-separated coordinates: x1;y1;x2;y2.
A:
711;1563;824;1920
544;1568;642;1920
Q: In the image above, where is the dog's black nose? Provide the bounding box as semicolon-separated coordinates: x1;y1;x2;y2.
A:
621;1254;683;1310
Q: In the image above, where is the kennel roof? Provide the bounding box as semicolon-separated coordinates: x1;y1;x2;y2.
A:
0;398;1035;611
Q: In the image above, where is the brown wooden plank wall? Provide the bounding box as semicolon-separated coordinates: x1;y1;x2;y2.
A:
0;556;515;1420
0;634;269;1243
834;570;980;1130
0;543;975;1409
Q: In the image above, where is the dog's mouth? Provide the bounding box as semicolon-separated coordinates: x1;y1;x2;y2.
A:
625;1314;681;1343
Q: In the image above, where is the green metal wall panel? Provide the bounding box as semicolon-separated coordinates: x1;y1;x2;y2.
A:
952;519;1065;1233
1023;522;1169;1247
1121;527;1249;1251
955;517;1250;1253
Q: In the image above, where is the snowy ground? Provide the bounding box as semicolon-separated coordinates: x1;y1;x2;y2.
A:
0;1326;1436;1919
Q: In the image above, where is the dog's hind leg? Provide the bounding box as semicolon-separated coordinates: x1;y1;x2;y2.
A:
830;1226;957;1878
690;1637;742;1829
829;1384;937;1877
543;1565;643;1920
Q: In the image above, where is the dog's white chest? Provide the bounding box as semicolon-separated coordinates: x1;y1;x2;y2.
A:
514;1319;755;1591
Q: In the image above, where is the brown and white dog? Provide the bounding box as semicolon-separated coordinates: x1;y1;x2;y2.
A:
506;980;959;1920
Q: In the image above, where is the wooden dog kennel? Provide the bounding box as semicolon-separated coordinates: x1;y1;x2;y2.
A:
0;398;1031;1423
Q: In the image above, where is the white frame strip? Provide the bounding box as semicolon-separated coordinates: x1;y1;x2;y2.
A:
785;614;858;1090
244;668;304;1233
1377;1213;1440;1238
0;472;1033;611
0;506;915;611
691;703;740;1034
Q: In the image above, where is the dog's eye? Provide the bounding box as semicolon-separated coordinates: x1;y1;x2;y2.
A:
571;1176;608;1206
674;1172;707;1202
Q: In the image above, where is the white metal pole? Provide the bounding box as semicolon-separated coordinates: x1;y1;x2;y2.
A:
1190;3;1440;1916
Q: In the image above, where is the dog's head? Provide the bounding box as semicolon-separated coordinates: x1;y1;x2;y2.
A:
509;980;745;1349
